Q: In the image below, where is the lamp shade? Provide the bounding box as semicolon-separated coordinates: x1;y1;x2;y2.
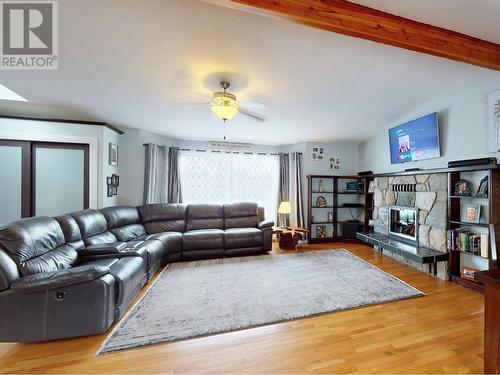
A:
277;201;291;214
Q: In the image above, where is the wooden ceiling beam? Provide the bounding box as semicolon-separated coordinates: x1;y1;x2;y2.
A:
227;0;500;71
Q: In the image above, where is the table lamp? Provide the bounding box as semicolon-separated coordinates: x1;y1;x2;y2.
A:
278;201;291;227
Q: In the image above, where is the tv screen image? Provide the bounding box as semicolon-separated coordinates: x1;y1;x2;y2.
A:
388;112;440;164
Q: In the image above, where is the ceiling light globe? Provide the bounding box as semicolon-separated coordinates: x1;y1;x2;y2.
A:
210;96;239;121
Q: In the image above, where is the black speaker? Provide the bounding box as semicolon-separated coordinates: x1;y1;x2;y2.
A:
357;170;373;176
448;158;497;168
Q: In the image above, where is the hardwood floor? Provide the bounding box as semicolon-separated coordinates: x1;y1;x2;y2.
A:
0;243;485;374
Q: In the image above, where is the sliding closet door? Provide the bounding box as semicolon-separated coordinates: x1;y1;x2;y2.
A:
0;140;30;222
33;143;89;217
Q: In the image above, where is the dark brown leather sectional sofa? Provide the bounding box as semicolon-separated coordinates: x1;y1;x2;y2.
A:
0;202;273;342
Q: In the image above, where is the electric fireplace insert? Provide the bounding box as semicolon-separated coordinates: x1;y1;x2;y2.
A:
388;206;419;245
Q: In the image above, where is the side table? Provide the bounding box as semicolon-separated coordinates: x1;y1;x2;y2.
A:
273;226;309;250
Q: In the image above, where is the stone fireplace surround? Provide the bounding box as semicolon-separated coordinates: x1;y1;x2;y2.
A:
371;173;448;279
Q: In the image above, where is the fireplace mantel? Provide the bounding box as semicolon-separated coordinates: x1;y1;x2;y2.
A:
357;232;448;275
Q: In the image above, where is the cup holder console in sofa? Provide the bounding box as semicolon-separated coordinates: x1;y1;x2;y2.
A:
0;202;273;342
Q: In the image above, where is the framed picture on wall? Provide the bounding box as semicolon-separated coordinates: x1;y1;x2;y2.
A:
329;157;341;170
109;143;119;166
488;89;500;152
311;146;324;161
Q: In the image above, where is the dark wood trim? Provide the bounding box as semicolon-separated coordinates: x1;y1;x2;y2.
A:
310;164;500;179
31;142;90;216
83;146;90;209
371;164;500;178
452;275;484;293
447;169;500;292
0;140;31;218
307;174;372;243
229;0;500;71
307;174;364;179
0;114;124;135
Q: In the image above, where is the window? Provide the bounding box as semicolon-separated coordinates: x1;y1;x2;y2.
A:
180;151;279;221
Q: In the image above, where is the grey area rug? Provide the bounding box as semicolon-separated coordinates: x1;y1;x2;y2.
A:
97;249;424;355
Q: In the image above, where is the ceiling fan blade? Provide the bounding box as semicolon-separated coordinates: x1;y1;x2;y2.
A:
240;101;267;110
239;107;266;122
175;102;210;106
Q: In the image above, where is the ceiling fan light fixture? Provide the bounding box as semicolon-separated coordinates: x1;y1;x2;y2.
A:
210;92;239;122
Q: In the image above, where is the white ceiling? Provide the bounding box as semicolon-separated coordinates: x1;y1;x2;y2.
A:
0;0;496;145
351;0;500;44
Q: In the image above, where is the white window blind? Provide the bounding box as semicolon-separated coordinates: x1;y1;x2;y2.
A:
179;151;279;222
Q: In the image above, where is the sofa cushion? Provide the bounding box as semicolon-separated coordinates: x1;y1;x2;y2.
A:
54;215;85;251
137;204;186;233
0;249;20;291
257;206;265;222
110;224;146;242
54;215;81;243
100;206;141;228
100;206;146;242
70;209;117;246
0;217;65;263
0;217;78;276
182;229;224;250
223;203;259;229
224;227;262;249
70;209;107;238
19;244;78;276
136;232;182;254
186;204;223;231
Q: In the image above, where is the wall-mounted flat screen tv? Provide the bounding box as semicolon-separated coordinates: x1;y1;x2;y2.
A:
389;112;440;164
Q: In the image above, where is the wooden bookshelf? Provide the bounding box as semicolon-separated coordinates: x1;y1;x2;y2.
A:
307;175;373;243
448;168;500;292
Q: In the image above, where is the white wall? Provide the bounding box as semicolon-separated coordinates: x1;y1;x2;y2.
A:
359;70;500;173
102;126;121;207
281;141;359;226
117;128;173;207
302;142;359;176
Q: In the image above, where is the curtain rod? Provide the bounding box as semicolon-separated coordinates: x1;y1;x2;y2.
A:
143;143;302;155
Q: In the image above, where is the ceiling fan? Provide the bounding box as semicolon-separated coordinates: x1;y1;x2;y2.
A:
209;81;266;123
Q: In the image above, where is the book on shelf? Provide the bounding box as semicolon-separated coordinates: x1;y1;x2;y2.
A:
480;234;489;257
447;228;489;257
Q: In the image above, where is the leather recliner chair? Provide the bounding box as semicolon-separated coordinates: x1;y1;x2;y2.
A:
0;202;274;342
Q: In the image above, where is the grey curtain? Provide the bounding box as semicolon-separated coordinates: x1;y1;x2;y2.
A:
167;147;183;203
290;152;305;228
143;143;168;204
277;153;290;227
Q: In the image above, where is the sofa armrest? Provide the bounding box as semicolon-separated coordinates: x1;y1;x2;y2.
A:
79;243;148;263
10;265;110;293
79;242;128;256
258;220;274;229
